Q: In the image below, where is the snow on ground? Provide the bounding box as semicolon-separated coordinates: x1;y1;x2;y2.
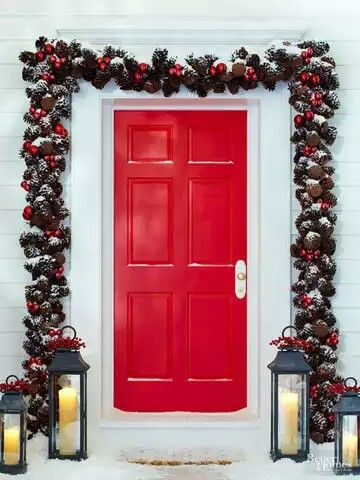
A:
0;436;337;480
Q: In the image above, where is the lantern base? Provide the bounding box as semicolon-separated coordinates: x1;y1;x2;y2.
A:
270;450;309;463
335;465;360;476
0;463;27;475
49;450;88;461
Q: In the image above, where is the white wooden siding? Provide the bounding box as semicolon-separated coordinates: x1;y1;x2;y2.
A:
0;0;360;382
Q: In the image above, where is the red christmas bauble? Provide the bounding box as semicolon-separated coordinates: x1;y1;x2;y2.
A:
60;57;66;65
22;205;33;220
28;145;38;156
304;110;314;121
23;141;32;151
300;248;306;257
54;229;62;238
99;63;107;72
314;92;322;101
216;63;227;75
96;57;103;64
54;61;61;70
294;114;304;126
53;123;64;135
138;62;149;73
55;272;62;280
208;66;216;77
328;414;335;423
301;50;308;59
26;300;34;310
310;74;321;86
36;51;45;62
168;67;176;76
310;385;318;399
307;47;314;57
175;63;183;71
314;250;321;257
175;69;183;77
49;55;57;64
32;303;40;313
57;266;64;275
252;73;258;81
45;230;53;238
134;71;142;82
44;43;54;54
306;253;314;262
299;71;309;83
21;181;30;191
247;67;255;75
104;57;111;65
310;146;317;153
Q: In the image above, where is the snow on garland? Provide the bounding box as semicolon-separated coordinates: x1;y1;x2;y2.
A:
10;37;340;441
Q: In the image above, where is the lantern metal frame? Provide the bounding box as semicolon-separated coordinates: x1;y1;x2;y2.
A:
334;377;360;475
0;375;27;475
48;326;90;461
267;326;312;463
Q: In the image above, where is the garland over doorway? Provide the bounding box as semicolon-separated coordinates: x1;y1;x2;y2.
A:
11;37;340;442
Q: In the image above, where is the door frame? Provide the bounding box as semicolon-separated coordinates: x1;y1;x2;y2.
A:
70;82;291;453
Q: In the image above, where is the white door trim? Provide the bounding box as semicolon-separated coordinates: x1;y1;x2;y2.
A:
70;83;291;454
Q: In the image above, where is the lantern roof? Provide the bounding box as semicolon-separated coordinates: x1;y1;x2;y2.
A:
267;348;312;373
0;391;27;413
48;348;90;374
334;391;360;414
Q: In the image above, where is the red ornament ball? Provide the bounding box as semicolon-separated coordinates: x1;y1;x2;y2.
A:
314;250;321;257
134;71;143;82
299;71;309;83
310;74;321;86
304;110;314;121
104;57;111;65
54;229;62;238
168;67;176;76
32;303;40;313
22;205;33;220
310;385;318;399
216;63;227;75
314;92;322;101
23;141;32;151
300;248;306;257
28;145;38;156
303;145;312;156
44;43;54;55
306;252;314;262
307;47;314;57
35;51;45;62
26;300;34;310
208;66;216;77
49;55;57;64
294;114;304;127
138;62;149;73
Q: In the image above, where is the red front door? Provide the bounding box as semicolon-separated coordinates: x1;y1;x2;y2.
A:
114;110;247;412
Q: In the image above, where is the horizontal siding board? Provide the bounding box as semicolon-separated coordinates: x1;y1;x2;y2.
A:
0;332;24;356
0;211;24;234
0;359;24;381
0;161;23;185
0;64;25;89
0;137;23;161
0;89;27;113
0;259;27;283
0;234;22;259
0;283;26;307
0;112;25;137
0;307;26;332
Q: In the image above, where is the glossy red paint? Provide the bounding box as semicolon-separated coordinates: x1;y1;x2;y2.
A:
114;110;247;412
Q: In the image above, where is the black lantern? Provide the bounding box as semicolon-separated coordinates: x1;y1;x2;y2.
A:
334;377;360;475
48;326;90;461
0;376;27;475
267;326;312;462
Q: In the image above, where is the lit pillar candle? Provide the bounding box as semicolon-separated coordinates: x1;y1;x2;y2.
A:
58;386;77;455
343;434;358;467
4;426;20;465
280;392;299;454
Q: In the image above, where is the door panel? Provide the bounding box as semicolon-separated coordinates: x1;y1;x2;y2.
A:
114;110;247;412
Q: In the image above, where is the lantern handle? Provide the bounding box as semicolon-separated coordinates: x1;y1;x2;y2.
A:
344;377;358;388
281;325;298;338
5;375;19;384
60;325;77;340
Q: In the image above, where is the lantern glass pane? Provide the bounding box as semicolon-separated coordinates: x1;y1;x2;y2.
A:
1;414;21;466
278;374;307;455
54;374;81;456
341;415;360;468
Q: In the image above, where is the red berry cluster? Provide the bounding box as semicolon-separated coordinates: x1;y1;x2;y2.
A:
299;248;321;262
29;106;47;120
168;63;183;77
303;144;317;156
96;56;111;72
48;54;67;70
0;379;28;393
41;72;56;83
311;92;323;108
53;266;64;280
21;180;30;192
326;332;339;347
317;198;330;211
310;385;318;399
133;62;150;82
300;46;315;65
244;66;258;81
23;141;38;157
208;62;227;77
45;228;62;238
270;336;314;352
28;356;44;368
293;110;315;127
44;154;58;169
27;300;40;313
299;71;321;86
22;205;33;221
34;42;54;62
301;294;313;307
53;123;68;137
47;331;86;351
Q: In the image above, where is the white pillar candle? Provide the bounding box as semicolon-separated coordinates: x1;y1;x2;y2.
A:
58;386;77;455
4;426;20;465
280;391;299;454
343;434;358;467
